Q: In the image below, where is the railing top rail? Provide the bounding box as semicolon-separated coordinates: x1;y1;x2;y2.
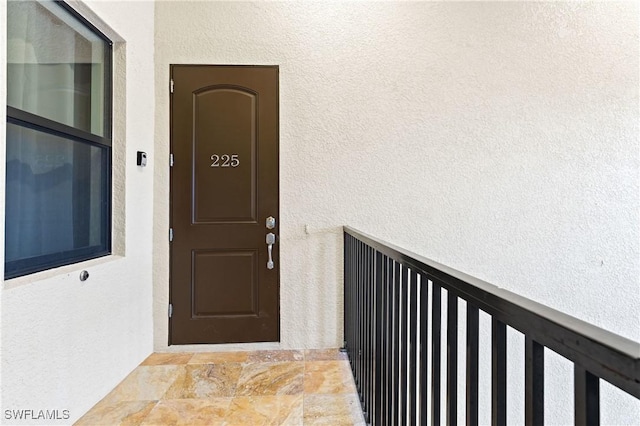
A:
344;226;640;397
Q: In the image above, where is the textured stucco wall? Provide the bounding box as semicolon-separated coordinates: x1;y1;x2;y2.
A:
154;1;639;423
0;0;6;414
0;1;156;423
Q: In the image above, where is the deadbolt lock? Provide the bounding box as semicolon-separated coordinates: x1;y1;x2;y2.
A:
266;216;276;229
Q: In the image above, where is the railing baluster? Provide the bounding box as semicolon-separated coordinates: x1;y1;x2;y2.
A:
466;304;479;426
351;238;365;394
492;319;507;426
381;256;390;425
384;258;394;426
575;365;600;426
419;274;429;425
352;238;362;374
345;234;351;361
431;282;442;425
447;292;458;426
400;265;409;424
374;250;384;426
365;247;375;423
525;337;544;426
378;254;384;426
344;238;360;376
409;270;419;425
352;237;357;367
358;243;370;420
345;239;362;391
393;261;401;425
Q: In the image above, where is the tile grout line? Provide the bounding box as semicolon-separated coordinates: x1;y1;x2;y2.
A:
302;355;307;422
140;400;161;426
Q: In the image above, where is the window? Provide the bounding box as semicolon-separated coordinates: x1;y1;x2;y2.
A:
5;0;112;279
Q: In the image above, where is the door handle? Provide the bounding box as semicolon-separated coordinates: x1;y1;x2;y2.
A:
266;232;276;270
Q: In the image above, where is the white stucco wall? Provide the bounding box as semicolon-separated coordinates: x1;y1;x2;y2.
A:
0;1;155;424
154;1;639;424
0;0;6;415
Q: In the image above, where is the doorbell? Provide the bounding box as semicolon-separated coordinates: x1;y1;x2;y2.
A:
137;151;147;167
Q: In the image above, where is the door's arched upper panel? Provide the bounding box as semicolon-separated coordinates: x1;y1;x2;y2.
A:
192;86;257;224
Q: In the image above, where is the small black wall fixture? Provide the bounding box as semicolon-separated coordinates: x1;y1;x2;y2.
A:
137;151;147;167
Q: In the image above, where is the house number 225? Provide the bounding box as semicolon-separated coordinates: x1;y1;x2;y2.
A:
211;154;239;168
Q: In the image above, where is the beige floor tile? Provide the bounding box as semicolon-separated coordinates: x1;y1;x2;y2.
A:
224;395;303;426
140;398;231;426
304;361;357;394
235;362;304;396
163;364;243;399
304;349;348;361
303;393;366;425
100;365;182;405
247;350;304;363
74;400;157;426
141;353;193;366
189;351;249;365
78;350;365;425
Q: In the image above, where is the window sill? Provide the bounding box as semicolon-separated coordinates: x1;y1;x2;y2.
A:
3;254;125;290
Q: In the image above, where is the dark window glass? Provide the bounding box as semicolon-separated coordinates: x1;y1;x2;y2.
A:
7;0;107;136
5;0;111;279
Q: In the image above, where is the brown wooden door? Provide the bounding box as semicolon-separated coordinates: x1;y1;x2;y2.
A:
169;65;279;344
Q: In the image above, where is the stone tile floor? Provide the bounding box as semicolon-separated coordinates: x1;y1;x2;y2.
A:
75;349;365;425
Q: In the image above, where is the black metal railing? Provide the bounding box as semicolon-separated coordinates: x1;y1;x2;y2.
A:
343;226;640;426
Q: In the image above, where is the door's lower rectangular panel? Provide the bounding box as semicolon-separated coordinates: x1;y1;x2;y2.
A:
191;249;258;317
